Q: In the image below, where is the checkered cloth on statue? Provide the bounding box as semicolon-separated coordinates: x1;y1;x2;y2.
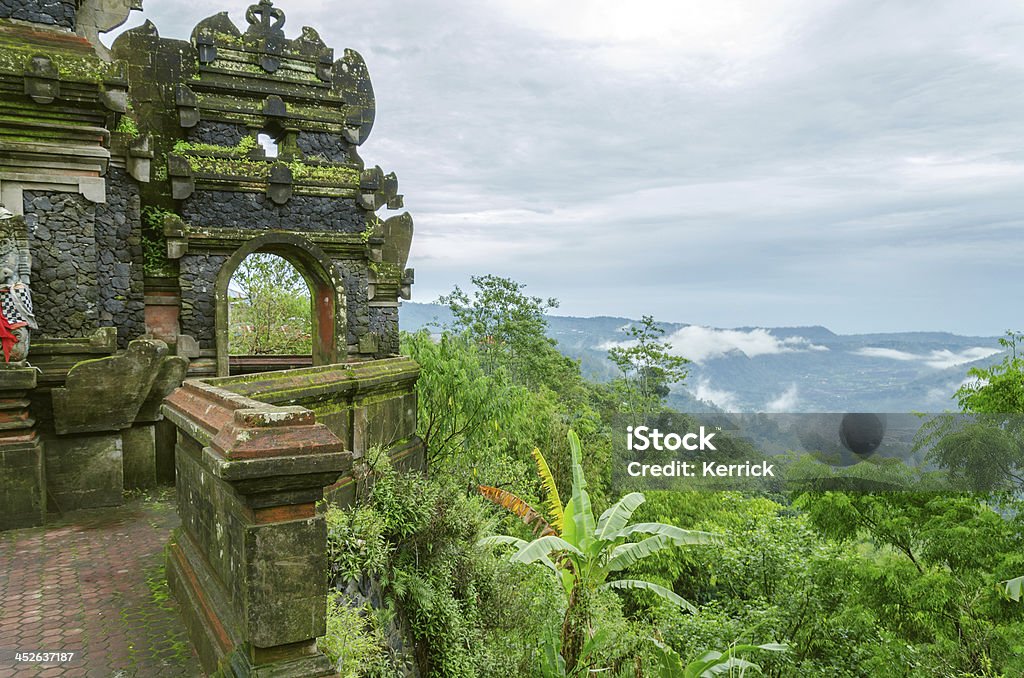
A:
0;276;34;362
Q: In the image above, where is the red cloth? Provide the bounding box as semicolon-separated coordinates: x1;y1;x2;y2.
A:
0;309;16;362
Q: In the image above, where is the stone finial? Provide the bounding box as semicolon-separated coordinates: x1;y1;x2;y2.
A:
245;0;286;72
381;212;413;272
245;0;286;39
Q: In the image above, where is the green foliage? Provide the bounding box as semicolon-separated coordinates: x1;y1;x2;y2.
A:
172;135;257;157
955;331;1024;414
438;275;579;393
324;459;564;677
140;206;175;277
401;329;613;511
115;113;139;137
289;159;360;184
792;491;1024;674
320;593;393;678
326;504;389;580
228;253;312;355
652;638;788;678
346;275;1024;676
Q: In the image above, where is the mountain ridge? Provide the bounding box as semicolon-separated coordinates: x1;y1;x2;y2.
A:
399;302;1006;413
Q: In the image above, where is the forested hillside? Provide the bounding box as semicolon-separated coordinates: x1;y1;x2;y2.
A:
314;276;1024;677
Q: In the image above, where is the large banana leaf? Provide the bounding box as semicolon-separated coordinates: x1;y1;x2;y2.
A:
600;579;696;613
685;652;761;678
596;492;645;543
684;644;788;678
478;534;557;573
531;447;564;534
478;485;555;536
616;522;721;545
477;534;528;549
566;430;596;553
1003;575;1023;601
512;535;583;568
562;492;578;548
606;534;679;572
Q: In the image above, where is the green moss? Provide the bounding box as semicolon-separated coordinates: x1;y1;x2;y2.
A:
173;134;256;157
288;159;359;185
186;156;270;178
360;219;377;244
0;38;118;84
369;261;402;280
215;60;265;76
212;31;250;47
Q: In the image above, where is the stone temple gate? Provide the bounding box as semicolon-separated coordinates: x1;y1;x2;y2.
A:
0;1;422;675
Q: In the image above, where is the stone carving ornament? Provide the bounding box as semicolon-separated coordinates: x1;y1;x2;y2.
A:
0;208;37;363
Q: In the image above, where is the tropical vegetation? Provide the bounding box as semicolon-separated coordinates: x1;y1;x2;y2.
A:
255;273;1024;676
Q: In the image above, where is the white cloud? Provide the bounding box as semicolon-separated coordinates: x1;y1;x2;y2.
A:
667;326;827;363
602;326;828;363
853;347;919;361
691;377;741;411
923;348;1003;370
764;384;800;412
853;346;1002;369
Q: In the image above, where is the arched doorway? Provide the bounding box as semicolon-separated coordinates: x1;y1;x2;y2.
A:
214;233;346;377
228;252;312;373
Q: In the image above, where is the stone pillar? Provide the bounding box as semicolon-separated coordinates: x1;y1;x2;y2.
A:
0;365;45;530
163;380;348;677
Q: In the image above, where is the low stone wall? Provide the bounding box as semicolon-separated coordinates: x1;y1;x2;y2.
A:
162;355;421;676
205;356;423;506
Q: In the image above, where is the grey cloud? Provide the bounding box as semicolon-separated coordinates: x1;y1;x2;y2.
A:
110;1;1024;334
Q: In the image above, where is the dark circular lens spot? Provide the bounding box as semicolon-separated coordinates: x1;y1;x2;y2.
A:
839;413;885;457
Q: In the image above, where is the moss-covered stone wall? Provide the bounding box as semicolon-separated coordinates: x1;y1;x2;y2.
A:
178;252;227;349
95;168;147;347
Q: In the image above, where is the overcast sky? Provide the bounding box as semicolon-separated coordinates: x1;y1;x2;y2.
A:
109;1;1024;335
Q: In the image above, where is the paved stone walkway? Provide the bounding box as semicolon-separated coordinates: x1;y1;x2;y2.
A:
0;491;203;677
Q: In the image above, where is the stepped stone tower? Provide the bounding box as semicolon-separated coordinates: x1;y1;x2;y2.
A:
0;1;422;674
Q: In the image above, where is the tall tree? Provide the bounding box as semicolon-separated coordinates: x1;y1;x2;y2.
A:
607;315;690;425
438;275;580;392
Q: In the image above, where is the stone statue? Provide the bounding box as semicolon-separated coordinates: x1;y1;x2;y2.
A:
0;208;37;363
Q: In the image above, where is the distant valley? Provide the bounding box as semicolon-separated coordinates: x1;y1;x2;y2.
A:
399;302;1006;413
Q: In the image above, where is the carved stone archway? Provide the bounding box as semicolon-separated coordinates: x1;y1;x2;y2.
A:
214;232;346;376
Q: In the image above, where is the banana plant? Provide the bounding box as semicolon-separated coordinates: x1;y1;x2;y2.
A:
1002;575;1023;601
652;639;789;678
479;429;720;671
